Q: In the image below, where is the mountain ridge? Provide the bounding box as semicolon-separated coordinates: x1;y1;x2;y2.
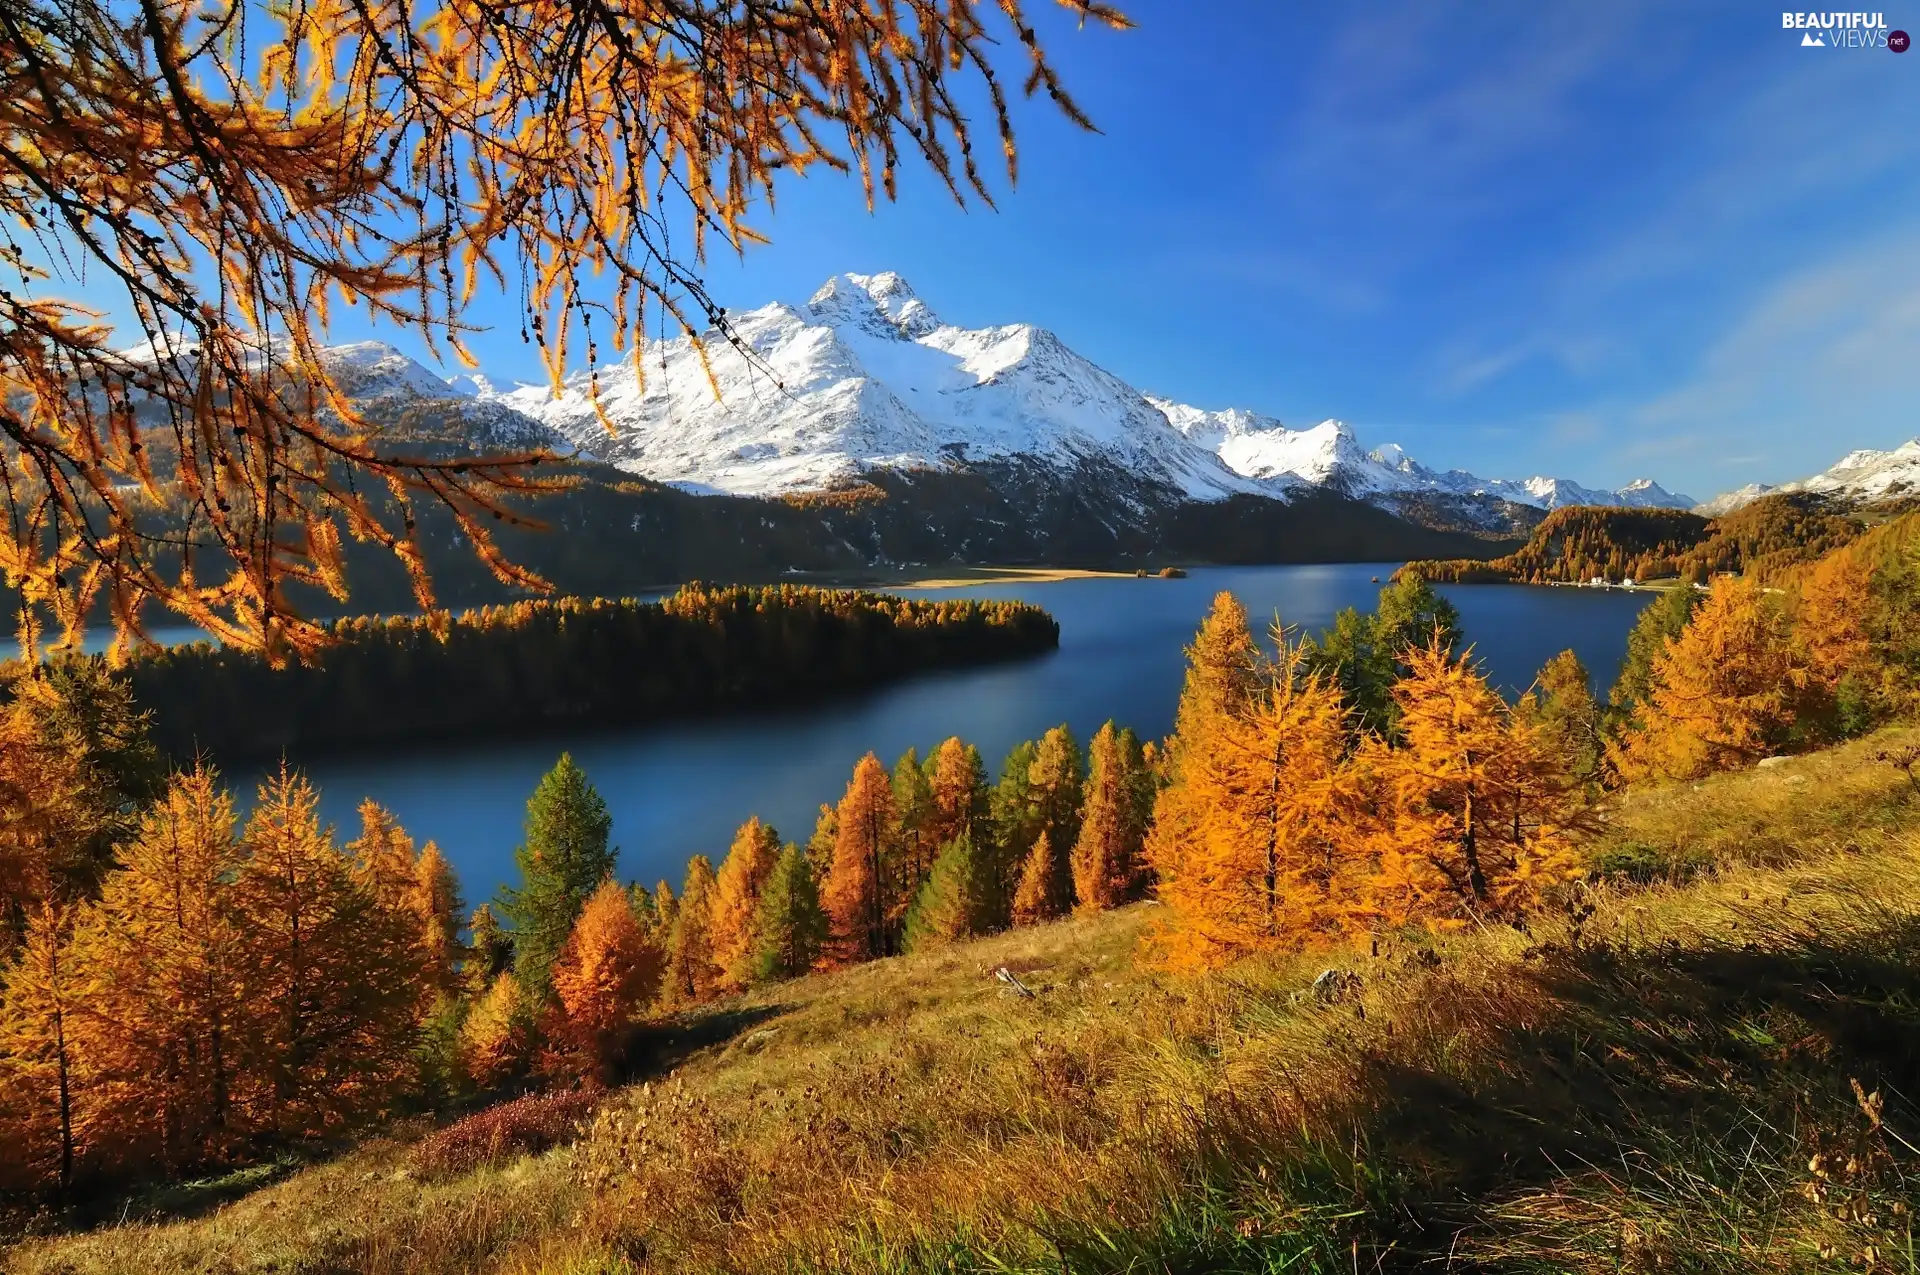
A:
473;271;1692;528
1695;438;1920;515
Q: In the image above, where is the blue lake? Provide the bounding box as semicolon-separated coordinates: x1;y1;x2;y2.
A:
272;563;1655;903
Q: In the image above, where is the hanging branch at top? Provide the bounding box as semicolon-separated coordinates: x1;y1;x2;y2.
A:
0;0;1130;664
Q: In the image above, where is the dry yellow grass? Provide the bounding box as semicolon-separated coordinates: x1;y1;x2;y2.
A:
12;728;1920;1275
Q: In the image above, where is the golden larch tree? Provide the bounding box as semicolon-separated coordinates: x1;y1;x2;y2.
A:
665;855;719;1004
345;801;419;912
1070;721;1149;913
232;767;419;1138
0;902;87;1191
927;737;989;853
405;842;466;997
822;753;898;962
63;765;249;1173
549;878;664;1082
708;816;782;989
1612;576;1811;781
459;972;532;1092
1010;830;1069;927
1794;550;1875;691
1151;642;1361;968
0;699;92;956
1146;593;1263;927
1369;640;1586;919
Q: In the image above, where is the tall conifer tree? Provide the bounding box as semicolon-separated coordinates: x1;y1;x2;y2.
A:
665;855;718;1003
501;754;616;1002
1010;831;1068;926
1154;644;1360;967
64;766;249;1172
986;739;1043;927
891;748;937;904
406;843;466;996
1147;594;1263;917
1370;640;1587;916
1027;725;1085;896
1608;584;1702;727
459;972;532;1091
465;904;514;996
823;753;898;962
1071;721;1150;913
1518;651;1604;791
905;833;988;952
749;845;827;982
1612;577;1810;780
927;737;989;853
235;768;419;1137
0;903;84;1191
708;816;781;988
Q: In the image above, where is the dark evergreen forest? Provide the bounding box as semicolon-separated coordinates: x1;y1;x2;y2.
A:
117;586;1059;760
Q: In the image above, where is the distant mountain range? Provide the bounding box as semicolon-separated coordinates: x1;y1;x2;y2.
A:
475;272;1693;534
119;273;1916;596
1694;439;1920;515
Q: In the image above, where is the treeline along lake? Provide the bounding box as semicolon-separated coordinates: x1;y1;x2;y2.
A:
123;584;1059;758
270;564;1657;898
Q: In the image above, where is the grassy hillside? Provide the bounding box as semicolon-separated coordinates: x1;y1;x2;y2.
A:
1406;493;1868;586
13;726;1920;1274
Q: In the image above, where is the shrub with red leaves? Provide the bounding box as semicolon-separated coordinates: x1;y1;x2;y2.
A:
414;1089;600;1177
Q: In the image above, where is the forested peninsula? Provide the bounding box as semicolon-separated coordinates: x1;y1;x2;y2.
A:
1402;492;1874;586
112;585;1059;761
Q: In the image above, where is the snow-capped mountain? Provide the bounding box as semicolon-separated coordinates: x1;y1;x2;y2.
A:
475;272;1686;529
1147;399;1690;514
486;272;1273;508
138;273;1686;536
1697;439;1920;516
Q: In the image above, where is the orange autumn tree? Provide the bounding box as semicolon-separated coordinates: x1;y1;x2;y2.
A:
460;972;532;1092
1612;576;1813;781
233;768;420;1138
63;766;250;1173
708;816;782;989
0;903;87;1192
1010;831;1066;927
406;843;466;997
1070;721;1151;913
548;879;664;1082
1145;592;1262;901
2;0;1128;661
665;856;719;1005
1150;636;1360;967
823;753;898;962
927;737;991;853
0;700;92;955
1366;640;1586;921
1797;549;1873;706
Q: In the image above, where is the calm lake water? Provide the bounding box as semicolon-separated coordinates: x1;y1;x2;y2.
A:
266;564;1655;903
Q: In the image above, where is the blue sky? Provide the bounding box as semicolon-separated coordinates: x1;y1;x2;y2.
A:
68;1;1920;502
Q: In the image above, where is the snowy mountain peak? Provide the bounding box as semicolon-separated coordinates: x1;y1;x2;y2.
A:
1699;437;1920;514
319;341;476;401
295;270;1690;528
806;271;941;338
